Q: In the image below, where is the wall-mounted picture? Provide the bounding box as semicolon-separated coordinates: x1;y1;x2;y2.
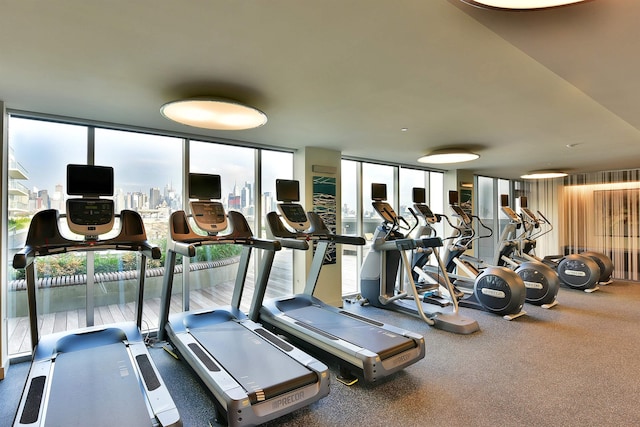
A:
313;175;337;264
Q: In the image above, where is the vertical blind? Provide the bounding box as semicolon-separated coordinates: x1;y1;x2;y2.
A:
528;170;640;281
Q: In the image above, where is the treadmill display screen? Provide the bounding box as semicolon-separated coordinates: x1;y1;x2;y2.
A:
66;198;115;236
67;164;114;196
277;203;310;231
280;204;308;223
189;173;221;200
190;201;227;233
276;179;300;202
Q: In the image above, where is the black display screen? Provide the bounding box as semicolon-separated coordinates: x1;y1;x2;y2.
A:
372;183;387;201
276;179;300;202
67;164;114;196
189;173;221;200
413;187;426;204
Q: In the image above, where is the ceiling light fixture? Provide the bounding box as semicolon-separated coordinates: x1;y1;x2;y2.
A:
418;148;480;164
160;98;267;130
520;170;568;179
461;0;586;10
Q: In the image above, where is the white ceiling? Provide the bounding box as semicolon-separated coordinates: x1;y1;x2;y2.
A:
1;0;638;179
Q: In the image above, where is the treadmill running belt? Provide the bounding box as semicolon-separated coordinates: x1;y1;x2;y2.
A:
189;321;317;403
283;305;416;359
46;342;152;427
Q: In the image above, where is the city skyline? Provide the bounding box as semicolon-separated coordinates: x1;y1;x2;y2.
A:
8;117;288;203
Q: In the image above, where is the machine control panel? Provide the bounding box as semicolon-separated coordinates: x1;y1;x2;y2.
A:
66;198;115;237
190;201;228;234
277;203;311;231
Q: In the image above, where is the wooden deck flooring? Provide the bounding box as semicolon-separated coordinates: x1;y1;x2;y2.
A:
7;254;359;355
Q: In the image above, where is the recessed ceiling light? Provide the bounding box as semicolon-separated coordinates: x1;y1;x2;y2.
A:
160;98;267;130
418;149;480;164
461;0;586;10
520;170;568;179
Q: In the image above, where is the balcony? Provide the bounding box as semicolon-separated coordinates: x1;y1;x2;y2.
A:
8;158;28;180
6;253;359;356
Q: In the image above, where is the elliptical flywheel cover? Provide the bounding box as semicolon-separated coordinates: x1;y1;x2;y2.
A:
474;266;526;315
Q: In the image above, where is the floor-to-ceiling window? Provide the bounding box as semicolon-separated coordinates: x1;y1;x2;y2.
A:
476;175;515;263
4;114;294;357
95;128;183;330
7;118;87;354
260;150;294;304
341;158;444;296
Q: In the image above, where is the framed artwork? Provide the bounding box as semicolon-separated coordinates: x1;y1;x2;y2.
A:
313;176;337;264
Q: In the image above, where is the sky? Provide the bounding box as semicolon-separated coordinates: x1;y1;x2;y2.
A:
9;117;290;199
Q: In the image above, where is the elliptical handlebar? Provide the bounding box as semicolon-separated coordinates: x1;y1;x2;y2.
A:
470;214;494;239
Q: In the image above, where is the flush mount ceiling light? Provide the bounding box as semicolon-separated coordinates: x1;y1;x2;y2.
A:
418;149;480;164
160;98;267;130
461;0;586;9
520;170;569;179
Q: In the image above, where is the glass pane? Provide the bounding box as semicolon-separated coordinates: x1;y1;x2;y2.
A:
363;162;395;232
7;117;87;354
341;160;359;295
189;141;256;313
362;162;396;280
261;150;294;300
476;176;495;261
95;128;183;332
429;172;445;238
399;168;427;230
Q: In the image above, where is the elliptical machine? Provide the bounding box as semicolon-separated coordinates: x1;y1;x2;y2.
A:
431;191;527;320
519;200;614;286
359;183;480;335
517;198;603;293
494;195;560;309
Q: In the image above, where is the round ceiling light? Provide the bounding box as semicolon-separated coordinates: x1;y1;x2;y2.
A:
160;98;267;130
418;149;480;164
520;170;568;179
461;0;586;10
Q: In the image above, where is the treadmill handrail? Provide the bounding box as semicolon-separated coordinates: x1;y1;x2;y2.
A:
13;209;161;269
267;210;365;246
169;210;281;254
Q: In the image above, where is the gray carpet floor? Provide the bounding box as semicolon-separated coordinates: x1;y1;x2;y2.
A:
2;281;639;426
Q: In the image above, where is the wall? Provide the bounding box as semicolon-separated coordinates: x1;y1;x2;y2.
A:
294;147;343;306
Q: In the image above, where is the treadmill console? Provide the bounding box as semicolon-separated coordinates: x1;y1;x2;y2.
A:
66;198;115;237
190;201;228;234
277;203;311;231
65;164;116;238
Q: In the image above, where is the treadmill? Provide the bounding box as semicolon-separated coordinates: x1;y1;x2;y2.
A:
11;164;181;427
248;179;426;385
156;173;329;427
